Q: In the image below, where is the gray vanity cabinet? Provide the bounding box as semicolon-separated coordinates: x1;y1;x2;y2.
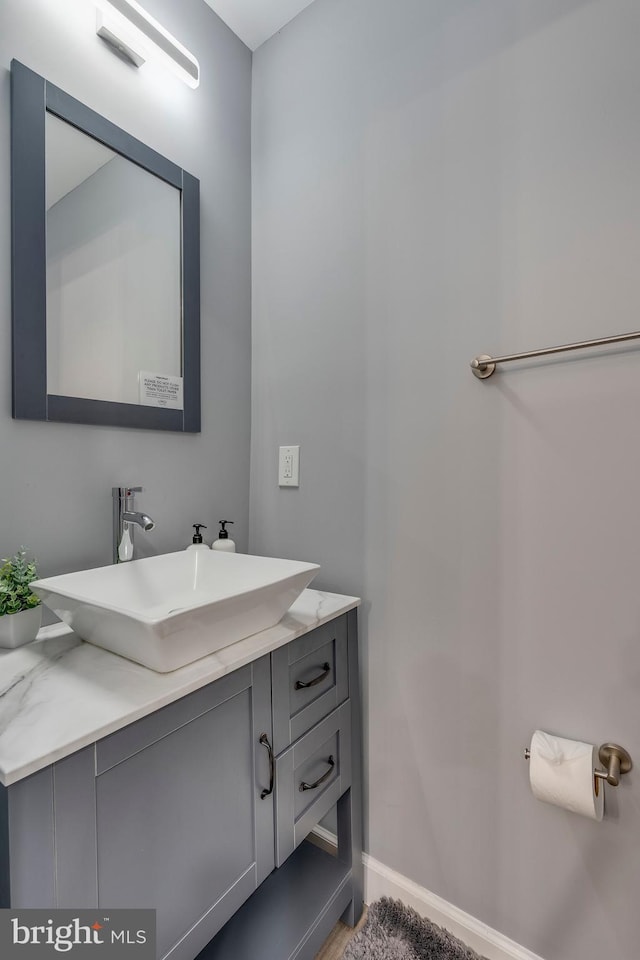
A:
3;656;274;960
0;609;362;960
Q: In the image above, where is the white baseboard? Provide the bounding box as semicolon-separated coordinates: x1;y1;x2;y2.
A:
310;827;544;960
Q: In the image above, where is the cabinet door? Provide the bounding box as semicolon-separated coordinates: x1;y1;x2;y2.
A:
96;658;274;960
15;657;275;960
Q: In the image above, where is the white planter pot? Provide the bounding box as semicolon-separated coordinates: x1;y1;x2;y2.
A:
0;605;42;648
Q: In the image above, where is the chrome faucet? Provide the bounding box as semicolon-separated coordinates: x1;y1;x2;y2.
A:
112;487;155;563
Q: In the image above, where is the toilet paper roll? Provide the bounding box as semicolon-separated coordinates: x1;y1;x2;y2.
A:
529;730;604;821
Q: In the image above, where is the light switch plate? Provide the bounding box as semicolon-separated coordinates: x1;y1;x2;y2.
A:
279;445;299;487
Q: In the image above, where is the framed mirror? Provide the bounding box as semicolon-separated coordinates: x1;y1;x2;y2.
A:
10;60;200;432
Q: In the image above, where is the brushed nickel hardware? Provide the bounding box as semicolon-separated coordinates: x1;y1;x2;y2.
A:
471;330;640;380
294;661;331;690
112;486;155;563
524;741;632;787
259;733;274;799
594;743;632;787
300;756;335;792
471;354;496;379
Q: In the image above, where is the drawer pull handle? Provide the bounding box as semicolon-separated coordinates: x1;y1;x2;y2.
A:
295;661;331;690
259;733;274;799
299;756;335;792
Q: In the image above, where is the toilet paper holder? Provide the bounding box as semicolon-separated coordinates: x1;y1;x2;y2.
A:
524;742;632;787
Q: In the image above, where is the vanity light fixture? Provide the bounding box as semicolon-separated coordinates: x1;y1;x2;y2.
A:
97;10;147;68
96;0;200;88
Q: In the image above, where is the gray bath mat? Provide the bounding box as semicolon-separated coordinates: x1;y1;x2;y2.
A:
342;899;486;960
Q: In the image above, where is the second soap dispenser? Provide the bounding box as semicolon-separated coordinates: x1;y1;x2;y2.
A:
212;521;235;552
187;524;210;551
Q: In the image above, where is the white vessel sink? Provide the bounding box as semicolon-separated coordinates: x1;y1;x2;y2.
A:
31;551;320;672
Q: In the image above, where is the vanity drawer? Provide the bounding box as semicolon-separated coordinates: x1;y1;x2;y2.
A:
274;700;351;867
271;614;349;754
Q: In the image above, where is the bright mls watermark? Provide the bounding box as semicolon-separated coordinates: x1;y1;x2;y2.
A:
0;910;155;958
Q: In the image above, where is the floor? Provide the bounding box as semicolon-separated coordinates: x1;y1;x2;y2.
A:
314;910;368;960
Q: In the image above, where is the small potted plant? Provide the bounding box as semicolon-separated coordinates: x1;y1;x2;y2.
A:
0;548;42;648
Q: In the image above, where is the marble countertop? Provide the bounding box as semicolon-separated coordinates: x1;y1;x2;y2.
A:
0;588;359;787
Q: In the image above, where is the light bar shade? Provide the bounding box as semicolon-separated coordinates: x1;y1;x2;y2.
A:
100;0;200;88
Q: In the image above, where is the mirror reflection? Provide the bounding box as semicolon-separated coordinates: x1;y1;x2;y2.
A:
45;114;183;408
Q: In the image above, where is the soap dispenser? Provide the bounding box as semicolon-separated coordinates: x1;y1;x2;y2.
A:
186;524;210;551
212;521;235;552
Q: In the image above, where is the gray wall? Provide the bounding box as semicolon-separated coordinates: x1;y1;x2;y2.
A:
0;0;251;574
250;2;640;958
47;155;181;405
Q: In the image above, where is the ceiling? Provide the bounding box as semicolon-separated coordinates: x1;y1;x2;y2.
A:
203;0;317;51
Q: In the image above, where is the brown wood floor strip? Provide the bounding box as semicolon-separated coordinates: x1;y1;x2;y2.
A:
314;909;368;960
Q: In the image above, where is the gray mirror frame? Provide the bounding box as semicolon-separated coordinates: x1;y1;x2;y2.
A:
10;60;201;432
